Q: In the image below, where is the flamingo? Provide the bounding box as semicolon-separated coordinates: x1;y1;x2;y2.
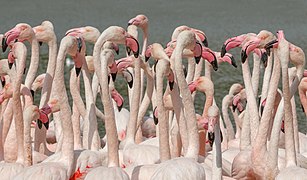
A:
82;26;140;179
150;30;206;179
32;20;58;155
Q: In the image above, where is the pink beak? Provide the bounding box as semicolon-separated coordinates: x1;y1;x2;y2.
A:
125;34;139;58
188;81;197;93
221;34;246;57
3;27;22;52
202;47;218;71
241;36;261;63
111;89;124;112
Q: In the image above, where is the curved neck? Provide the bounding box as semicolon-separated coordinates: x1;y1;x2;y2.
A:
54;37;74;176
25;37;39;89
23;105;39;166
202;93;213;117
254;50;280;165
156;65;171;161
141;27;148;56
251;53;261;96
39;37;57;108
241;57;259;146
259;52;273;106
175;44;199;159
98;51;119;167
11;43;27;164
186;58;195;83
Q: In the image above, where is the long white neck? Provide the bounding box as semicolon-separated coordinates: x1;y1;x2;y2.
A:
39;36;57;108
241;55;259;146
11;43;27;164
53;36;75;176
175;42;199;159
156;61;171;161
25;36;39;89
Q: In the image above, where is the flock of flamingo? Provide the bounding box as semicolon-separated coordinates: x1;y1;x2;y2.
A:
0;14;306;180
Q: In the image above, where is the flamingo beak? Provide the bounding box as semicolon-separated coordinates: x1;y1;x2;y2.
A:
188;81;197;93
30;89;35;99
37;120;43;129
221;44;227;57
168;70;175;91
2;37;8;52
153;106;158;125
210;56;218;71
261;51;268;68
264;39;278;55
8;62;13;69
203;37;208;48
39;41;43;46
75;67;82;77
3;27;22;52
1;79;5;87
226;54;237;68
128;79;133;89
126;35;139;58
111;73;117;82
194;41;202;64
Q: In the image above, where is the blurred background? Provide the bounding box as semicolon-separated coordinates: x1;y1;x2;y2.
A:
1;0;306;135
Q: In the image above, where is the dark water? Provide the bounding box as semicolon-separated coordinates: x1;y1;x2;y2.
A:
1;0;307;134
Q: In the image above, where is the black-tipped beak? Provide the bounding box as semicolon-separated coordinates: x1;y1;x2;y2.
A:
127;22;132;26
169;81;174;91
261;51;268;68
8;62;13;69
194;41;202;64
229;55;237;68
1;79;5;87
118;103;123;112
153;106;158;125
211;59;218;71
111;73;117;82
75;67;81;77
301;104;305;112
43;121;49;130
2;37;8;52
241;50;248;64
76;37;82;53
145;56;150;62
128;80;133;89
37;120;42;129
203;38;208;47
195;56;201;64
264;39;278;50
30;89;35;99
221;44;226;57
232;105;237;112
23;68;26;75
39;41;43;46
208;132;214;147
115;49;119;55
126;47;132;56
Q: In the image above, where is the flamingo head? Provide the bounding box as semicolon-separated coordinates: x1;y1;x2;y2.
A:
145;44;153;62
221;34;247;57
202;47;218;71
128;14;148;30
218;52;237;68
3;23;34;52
33;21;55;43
191;28;208;47
241;30;275;63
